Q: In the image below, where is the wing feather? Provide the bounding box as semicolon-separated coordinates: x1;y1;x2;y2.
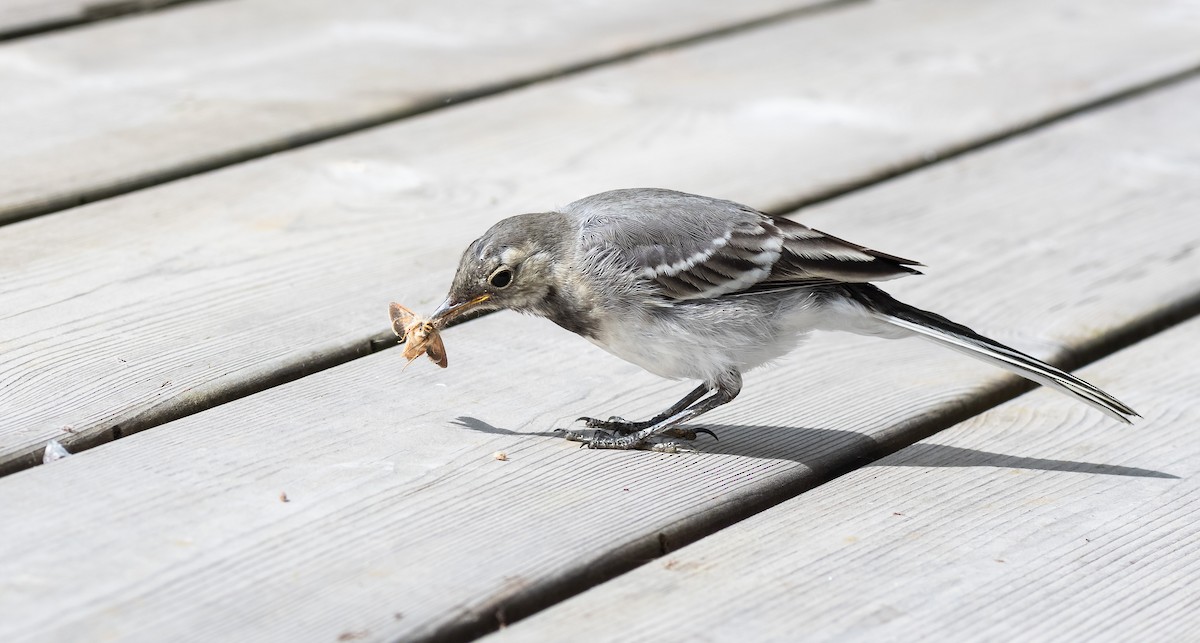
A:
567;188;921;301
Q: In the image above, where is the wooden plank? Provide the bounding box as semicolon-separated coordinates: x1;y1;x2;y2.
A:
0;0;836;223
492;323;1200;643
0;1;89;34
3;0;1199;474
0;0;207;35
3;68;1200;642
0;1;194;37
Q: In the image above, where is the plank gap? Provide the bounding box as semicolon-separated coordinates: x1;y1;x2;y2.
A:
0;0;222;43
768;61;1200;217
0;331;377;477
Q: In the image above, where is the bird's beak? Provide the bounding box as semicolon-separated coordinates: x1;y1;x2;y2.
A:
430;293;491;327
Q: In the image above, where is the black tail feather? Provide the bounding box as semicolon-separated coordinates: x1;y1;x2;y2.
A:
847;285;1139;423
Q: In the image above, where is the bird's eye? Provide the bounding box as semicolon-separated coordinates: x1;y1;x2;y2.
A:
488;266;513;289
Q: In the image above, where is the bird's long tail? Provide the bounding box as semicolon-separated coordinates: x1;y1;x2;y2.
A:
846;285;1139;423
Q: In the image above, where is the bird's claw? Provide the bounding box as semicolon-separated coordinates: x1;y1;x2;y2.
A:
660;427;719;441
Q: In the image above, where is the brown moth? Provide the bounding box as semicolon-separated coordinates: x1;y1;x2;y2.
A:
389;302;448;368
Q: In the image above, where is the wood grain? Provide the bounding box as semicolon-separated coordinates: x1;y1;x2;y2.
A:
2;68;1200;642
3;0;1199;474
491;321;1200;643
0;0;834;223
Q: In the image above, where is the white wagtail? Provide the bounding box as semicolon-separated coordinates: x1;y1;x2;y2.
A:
429;188;1138;451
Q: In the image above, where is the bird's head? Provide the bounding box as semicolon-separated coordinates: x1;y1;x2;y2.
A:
430;212;570;327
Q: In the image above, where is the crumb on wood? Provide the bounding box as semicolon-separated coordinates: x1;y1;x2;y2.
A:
338;630;369;641
493;451;508;461
42;440;71;463
279;492;289;503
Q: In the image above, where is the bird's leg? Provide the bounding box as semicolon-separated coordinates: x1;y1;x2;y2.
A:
582;372;742;451
575;383;709;435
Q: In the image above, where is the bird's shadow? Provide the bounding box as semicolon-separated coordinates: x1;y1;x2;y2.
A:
451;416;1178;480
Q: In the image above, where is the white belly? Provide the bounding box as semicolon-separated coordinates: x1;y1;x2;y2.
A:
587;295;827;384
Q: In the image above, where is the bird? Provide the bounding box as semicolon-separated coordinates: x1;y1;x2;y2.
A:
428;188;1138;451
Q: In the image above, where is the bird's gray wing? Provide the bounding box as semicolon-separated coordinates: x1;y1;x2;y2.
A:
568;188;921;301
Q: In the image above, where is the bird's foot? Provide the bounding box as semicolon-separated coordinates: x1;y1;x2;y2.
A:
555;429;694;453
574;417;717;441
575;416;651;434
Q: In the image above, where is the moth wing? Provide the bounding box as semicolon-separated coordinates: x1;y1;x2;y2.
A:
389;302;417;337
402;340;426;362
424;331;448;368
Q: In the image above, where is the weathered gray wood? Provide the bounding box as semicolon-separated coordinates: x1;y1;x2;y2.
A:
491;323;1200;643
0;0;187;36
0;0;834;223
0;1;86;33
3;70;1200;642
0;1;82;28
3;0;1199;474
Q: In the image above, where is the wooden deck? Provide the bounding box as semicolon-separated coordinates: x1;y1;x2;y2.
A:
1;1;1198;641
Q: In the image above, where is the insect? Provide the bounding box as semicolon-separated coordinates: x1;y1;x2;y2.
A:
389;302;448;368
